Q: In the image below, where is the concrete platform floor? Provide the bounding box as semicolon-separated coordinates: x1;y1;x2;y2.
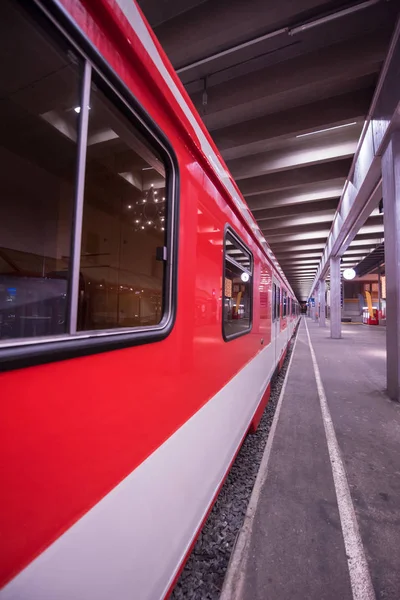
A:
221;317;400;600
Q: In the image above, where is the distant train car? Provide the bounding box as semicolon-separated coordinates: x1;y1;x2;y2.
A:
0;1;300;598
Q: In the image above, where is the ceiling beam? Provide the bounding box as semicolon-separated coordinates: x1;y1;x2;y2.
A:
227;125;361;180
239;159;351;196
214;88;372;160
257;210;335;230
249;197;339;220
189;31;388;129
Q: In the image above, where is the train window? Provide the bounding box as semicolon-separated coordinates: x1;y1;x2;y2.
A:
283;291;287;317
0;0;177;360
276;286;281;319
0;0;81;341
223;229;252;340
272;283;276;320
77;81;167;331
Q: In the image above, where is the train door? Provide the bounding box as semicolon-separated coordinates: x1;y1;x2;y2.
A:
272;278;280;367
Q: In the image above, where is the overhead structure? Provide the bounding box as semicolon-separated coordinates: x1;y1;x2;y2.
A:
138;0;398;300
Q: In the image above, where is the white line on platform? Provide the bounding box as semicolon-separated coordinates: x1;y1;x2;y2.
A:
304;318;376;600
220;324;300;600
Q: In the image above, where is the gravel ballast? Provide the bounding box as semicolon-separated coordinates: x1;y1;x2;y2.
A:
171;332;297;600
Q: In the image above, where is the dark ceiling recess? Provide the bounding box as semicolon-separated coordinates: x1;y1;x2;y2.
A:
138;0;399;300
355;243;385;277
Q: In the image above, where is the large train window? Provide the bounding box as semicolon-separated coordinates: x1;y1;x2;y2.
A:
0;0;81;342
77;80;167;332
223;228;253;341
283;290;287;317
0;0;177;363
275;286;281;319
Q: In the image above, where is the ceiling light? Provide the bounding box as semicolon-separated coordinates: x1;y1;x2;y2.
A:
296;122;357;138
74;105;91;113
128;205;132;209
343;268;356;280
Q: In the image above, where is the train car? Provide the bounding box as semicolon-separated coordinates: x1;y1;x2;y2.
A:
0;0;300;598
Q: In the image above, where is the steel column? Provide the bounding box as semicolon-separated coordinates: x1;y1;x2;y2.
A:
319;279;326;327
382;131;400;401
330;257;342;339
313;285;319;322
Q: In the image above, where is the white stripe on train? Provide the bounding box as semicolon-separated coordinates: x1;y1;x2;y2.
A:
1;328;294;600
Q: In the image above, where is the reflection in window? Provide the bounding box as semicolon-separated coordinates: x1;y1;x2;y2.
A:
78;83;166;331
0;0;80;340
276;286;281;319
223;230;252;340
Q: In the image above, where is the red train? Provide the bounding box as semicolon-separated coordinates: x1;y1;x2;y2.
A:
0;0;299;598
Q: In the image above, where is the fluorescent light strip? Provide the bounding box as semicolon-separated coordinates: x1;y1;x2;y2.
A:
296;122;357;138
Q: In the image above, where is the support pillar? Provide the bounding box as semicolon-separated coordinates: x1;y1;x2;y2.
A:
382;131;400;401
330;257;341;339
319;279;326;327
313;285;319;322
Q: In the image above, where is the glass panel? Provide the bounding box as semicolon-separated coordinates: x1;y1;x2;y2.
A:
0;1;80;341
276;287;281;318
223;232;252;338
78;84;166;331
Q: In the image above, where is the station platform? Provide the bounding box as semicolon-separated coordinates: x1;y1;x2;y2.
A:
221;317;400;600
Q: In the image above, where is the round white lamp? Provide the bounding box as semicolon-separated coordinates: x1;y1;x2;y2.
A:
343;268;356;280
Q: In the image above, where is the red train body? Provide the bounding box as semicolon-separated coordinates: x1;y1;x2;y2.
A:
0;1;299;598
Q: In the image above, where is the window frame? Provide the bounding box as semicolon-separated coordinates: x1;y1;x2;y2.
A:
222;225;253;342
0;0;179;371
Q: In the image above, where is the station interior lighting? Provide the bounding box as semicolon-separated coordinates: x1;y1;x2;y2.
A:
296;122;357;138
343;268;356;280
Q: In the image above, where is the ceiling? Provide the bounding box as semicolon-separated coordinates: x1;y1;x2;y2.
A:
137;0;398;300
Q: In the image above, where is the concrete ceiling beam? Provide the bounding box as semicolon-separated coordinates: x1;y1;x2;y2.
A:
239;160;351;196
189;32;388;130
266;229;331;243
150;0;332;68
256;206;336;227
214;89;372;159
259;212;335;233
228;125;361;180
276;252;323;259
249;197;339;220
262;221;331;237
270;241;327;252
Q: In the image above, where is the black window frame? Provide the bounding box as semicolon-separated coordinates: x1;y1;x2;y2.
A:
0;0;179;371
222;225;253;342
